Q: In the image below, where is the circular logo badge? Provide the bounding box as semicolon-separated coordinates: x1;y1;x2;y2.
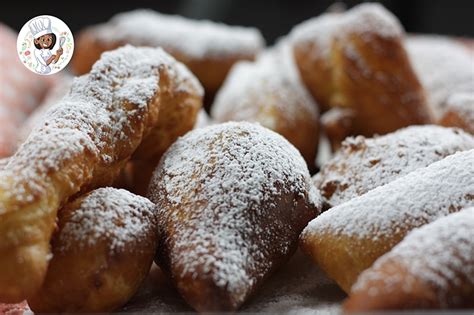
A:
17;15;74;75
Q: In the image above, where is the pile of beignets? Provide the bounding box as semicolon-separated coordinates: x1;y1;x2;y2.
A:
0;2;473;313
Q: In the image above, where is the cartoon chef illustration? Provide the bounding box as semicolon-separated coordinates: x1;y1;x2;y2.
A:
29;16;63;74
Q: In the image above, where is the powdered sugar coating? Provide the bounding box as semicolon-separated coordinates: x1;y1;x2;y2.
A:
149;121;322;306
154;121;321;212
211;41;318;130
193;108;214;129
290;3;403;59
121;250;343;314
353;208;474;307
0;158;8;170
304;149;474;240
290;12;340;59
406;35;474;118
17;76;74;146
0;45;202;210
341;3;402;37
59;187;156;252
314;125;474;207
320;107;355;127
442;92;474;126
94;9;265;60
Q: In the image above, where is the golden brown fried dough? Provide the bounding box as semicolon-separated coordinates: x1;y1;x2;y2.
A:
314;125;474;208
211;42;319;166
0;45;202;302
148;122;322;312
28;188;157;312
406;35;473;119
439;93;474;134
301;150;474;293
72;9;264;101
320;107;355;152
290;3;432;136
344;208;474;311
128;58;203;195
16;76;74;147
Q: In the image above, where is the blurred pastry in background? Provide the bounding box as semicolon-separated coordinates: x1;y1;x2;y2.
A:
289;3;432;142
320;107;355;152
211;42;319;166
406;35;473;119
314;125;474;209
439;92;474;134
344;207;474;311
0;23;59;158
458;37;474;53
193;108;214;129
72;9;265;106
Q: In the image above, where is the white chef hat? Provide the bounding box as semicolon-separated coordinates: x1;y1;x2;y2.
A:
29;16;52;39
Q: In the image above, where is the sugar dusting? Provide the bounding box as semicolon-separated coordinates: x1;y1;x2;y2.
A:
149;121;322;304
0;45;201;211
290;3;403;59
211;41;318;129
320;107;355;128
304;149;474;240
95;9;265;60
59;187;155;252
122;251;344;314
442;92;474;126
353;208;474;307
193;108;214;129
406;35;474;118
0;158;8;170
314;125;474;207
290;12;340;59
17;76;74;146
341;3;402;37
